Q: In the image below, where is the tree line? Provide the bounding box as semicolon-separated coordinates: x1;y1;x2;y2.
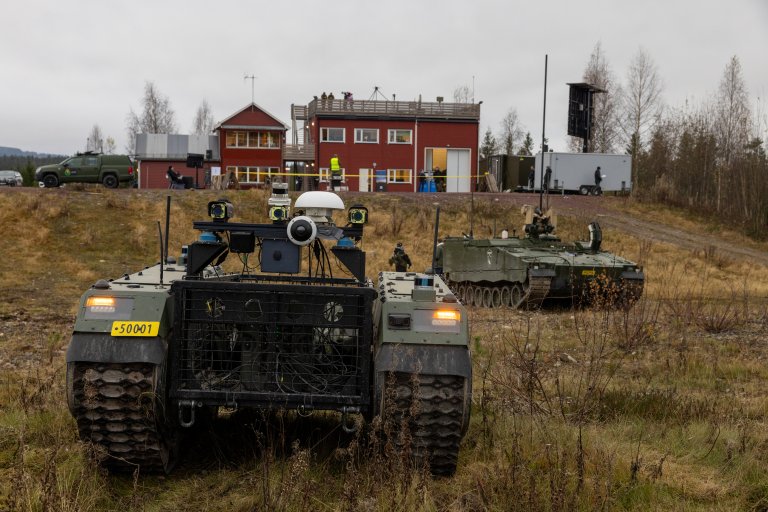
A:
473;43;767;239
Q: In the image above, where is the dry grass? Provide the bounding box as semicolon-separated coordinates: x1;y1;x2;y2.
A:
1;188;768;510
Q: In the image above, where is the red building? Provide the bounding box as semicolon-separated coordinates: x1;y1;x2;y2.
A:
135;99;480;192
302;97;481;192
215;103;288;187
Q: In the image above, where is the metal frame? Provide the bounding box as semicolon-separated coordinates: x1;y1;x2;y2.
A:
169;279;377;412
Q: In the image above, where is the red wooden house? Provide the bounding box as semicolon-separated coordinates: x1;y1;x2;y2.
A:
304;97;481;192
215;103;288;187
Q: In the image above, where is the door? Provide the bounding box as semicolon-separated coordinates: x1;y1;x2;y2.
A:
446;149;471;193
81;156;100;182
358;168;370;192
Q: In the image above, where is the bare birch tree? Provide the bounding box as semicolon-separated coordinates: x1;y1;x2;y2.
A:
498;108;524;155
87;124;104;153
620;47;664;186
125;81;178;153
579;42;622;153
104;137;116;154
621;47;664;150
191;99;215;135
714;56;750;165
714;56;751;212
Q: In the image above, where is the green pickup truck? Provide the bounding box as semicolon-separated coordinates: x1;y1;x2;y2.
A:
35;152;135;188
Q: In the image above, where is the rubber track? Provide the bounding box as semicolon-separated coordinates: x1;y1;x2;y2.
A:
390;373;466;476
526;275;552;304
70;362;170;472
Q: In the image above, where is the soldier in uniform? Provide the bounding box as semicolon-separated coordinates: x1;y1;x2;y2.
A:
389;242;412;272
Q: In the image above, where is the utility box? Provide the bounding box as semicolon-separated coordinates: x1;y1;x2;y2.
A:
533;152;631;194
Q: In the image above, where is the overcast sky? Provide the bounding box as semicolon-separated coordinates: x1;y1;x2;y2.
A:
1;0;766;156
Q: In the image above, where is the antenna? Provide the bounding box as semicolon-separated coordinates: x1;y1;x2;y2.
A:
539;55;548;211
368;86;389;101
431;205;441;274
244;74;257;104
157;221;164;285
164;195;171;264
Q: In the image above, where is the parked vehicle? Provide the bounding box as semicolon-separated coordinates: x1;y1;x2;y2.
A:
440;205;644;308
35;152;134;188
65;189;472;475
531;152;632;195
0;170;23;186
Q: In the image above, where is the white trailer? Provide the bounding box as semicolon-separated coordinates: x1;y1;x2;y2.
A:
532;152;632;194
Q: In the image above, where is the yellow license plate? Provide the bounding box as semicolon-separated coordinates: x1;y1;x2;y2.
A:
581;269;596;276
111;321;160;337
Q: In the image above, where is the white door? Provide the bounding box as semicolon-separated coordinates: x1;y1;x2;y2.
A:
358;168;370;192
446;149;471;193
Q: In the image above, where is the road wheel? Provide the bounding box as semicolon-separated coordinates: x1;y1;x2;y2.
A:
473;286;483;307
457;284;467;304
42;174;59;188
482;288;493;308
491;287;503;308
579;185;590;195
102;174;119;188
510;284;525;308
500;286;511;307
591;186;602;196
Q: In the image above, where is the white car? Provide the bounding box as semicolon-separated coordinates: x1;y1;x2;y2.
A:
0;170;23;186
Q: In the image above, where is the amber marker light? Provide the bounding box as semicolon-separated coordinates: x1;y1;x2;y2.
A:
85;296;116;313
433;310;460;321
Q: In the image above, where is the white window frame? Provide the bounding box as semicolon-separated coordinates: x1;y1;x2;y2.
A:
354;128;379;144
226;165;279;184
226;130;281;149
386;168;412;184
320;127;345;143
388;129;413;145
319;167;346;183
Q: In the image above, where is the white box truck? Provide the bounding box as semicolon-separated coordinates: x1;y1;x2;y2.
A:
532;152;632;195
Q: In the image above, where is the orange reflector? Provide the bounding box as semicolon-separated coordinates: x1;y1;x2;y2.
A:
86;296;116;307
433;310;460;321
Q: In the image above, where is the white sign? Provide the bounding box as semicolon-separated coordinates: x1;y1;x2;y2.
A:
211;166;221;177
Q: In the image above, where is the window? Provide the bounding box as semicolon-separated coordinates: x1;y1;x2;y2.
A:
226;166;278;184
320;127;345;143
225;130;281;149
388;129;412;144
319;167;346;182
387;169;412;184
354;128;379;144
84;156;99;166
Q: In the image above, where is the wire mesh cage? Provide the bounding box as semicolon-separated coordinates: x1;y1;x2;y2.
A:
171;280;375;410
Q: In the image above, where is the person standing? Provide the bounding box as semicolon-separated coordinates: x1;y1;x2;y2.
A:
544;166;552;192
528;166;535;189
389;242;412;272
330;154;342;191
594;166;603;187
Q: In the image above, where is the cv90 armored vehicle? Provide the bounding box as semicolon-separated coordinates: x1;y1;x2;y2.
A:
440;205;644;308
65;186;471;476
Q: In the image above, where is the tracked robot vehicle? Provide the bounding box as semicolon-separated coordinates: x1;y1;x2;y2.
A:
65;186;471;475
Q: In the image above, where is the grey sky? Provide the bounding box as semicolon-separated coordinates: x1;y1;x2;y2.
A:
1;0;766;155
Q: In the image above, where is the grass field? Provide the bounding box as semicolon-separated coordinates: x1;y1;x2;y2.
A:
1;187;767;511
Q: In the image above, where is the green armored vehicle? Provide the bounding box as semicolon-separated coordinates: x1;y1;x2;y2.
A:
65;188;471;476
440;205;644;308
